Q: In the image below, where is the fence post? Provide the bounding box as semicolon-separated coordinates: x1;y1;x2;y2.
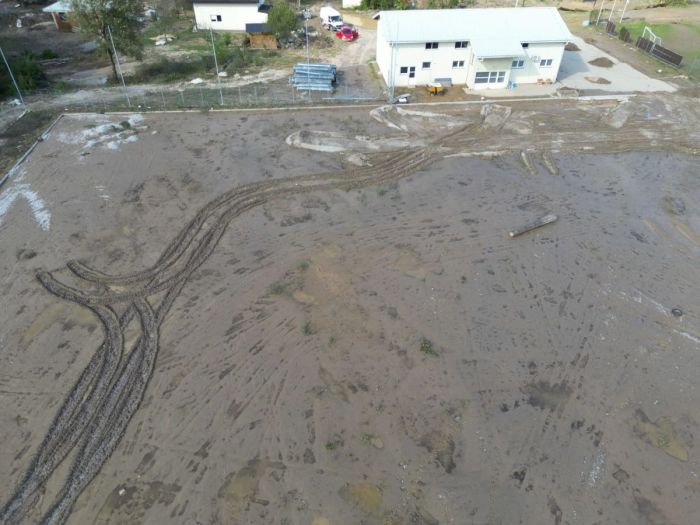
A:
161;89;166;110
238;86;242;105
199;86;204;107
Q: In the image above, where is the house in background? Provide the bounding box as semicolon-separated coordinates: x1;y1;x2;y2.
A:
193;0;269;32
376;7;572;90
342;0;362;8
43;0;73;32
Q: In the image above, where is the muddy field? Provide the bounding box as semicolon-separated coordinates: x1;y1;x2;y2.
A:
1;96;699;525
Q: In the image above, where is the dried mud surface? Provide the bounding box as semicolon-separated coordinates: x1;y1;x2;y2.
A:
1;95;700;524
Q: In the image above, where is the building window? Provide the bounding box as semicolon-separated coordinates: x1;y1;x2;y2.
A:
452;60;465;68
511;59;524;69
522;43;529;48
455;41;468;48
539;58;553;67
425;42;438;49
422;61;431;70
210;14;222;22
400;66;408;75
475;71;506;84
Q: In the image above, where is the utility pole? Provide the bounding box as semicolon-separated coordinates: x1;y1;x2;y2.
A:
0;46;26;107
209;26;224;106
107;25;131;108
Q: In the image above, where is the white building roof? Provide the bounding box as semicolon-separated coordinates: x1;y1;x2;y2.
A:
471;38;525;59
379;7;572;46
43;1;72;13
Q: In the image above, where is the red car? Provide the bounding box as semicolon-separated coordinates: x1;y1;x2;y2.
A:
335;25;358;41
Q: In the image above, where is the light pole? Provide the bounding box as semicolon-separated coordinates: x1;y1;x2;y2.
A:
303;9;311;98
107;25;131;108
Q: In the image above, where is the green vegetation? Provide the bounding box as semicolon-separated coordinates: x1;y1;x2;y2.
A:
303;320;313;336
325;441;339;451
0;53;48;98
69;0;145;80
620;21;675;40
420;338;438;357
269;280;288;295
39;49;59;60
297;260;310;271
130;57;209;83
267;3;299;41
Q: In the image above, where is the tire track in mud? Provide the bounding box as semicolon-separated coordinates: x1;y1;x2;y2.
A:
0;143;435;525
1;103;698;524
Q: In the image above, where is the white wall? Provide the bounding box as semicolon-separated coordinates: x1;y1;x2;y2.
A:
376;20;568;91
193;3;267;31
468;56;511;90
377;38;474;87
509;42;566;85
342;0;361;7
376;21;391;86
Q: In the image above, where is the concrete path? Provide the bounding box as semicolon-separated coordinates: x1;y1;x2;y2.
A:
558;36;676;93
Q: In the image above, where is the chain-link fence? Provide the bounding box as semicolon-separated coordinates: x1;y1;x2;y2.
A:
53;79;386;114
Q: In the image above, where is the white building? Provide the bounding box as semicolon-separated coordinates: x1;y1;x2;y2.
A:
193;0;269;32
376;7;572;90
342;0;362;8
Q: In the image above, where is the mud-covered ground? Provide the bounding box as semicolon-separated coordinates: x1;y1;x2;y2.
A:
1;97;699;525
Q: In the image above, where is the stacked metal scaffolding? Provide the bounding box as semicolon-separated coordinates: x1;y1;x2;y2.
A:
290;63;337;92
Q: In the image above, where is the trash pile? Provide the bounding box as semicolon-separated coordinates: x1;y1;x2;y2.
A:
149;33;176;46
289;63;336;92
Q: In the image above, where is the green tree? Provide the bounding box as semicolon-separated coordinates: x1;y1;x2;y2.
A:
69;0;144;81
267;3;298;41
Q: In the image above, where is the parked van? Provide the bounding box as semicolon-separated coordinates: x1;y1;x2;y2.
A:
319;6;344;31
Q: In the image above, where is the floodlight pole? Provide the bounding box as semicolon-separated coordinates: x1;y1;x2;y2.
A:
0;46;25;107
209;26;224;106
107;25;131;108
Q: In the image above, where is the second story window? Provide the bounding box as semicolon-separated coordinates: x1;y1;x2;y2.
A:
425;42;439;49
455;41;468;48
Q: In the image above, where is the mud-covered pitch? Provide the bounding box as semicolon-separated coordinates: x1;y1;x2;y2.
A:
1;97;699;524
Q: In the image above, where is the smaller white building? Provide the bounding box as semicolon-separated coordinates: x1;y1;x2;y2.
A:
193;0;269;32
342;0;362;8
377;7;573;90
